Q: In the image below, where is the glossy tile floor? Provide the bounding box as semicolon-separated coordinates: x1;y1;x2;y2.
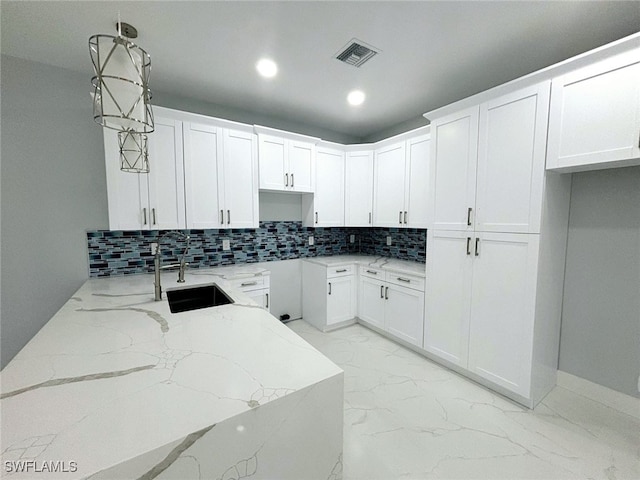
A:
288;321;640;480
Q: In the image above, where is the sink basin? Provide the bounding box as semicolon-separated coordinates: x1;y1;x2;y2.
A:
166;283;233;313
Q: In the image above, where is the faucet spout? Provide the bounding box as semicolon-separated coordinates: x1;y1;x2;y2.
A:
153;231;190;301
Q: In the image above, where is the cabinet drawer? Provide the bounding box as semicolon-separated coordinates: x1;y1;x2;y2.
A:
326;264;354;278
227;274;268;291
359;266;383;280
385;271;425;291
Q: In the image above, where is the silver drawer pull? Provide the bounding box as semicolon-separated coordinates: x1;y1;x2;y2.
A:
335;269;347;273
397;277;411;283
241;281;258;286
366;270;378;275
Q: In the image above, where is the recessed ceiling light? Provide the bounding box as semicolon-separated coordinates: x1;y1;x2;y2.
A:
347;90;366;106
256;58;278;78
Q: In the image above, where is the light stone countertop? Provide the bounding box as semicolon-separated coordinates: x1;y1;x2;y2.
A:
302;255;426;277
0;266;342;479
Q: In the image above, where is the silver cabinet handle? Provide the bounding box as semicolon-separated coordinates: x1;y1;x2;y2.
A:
467;207;473;226
328;282;332;295
366;270;378;275
399;211;403;224
152;208;157;225
143;208;147;225
475;237;480;256
385;286;389;300
291;173;294;188
266;293;269;309
220;209;224;224
227;209;231;225
336;269;347;273
404;211;408;224
397;277;411;283
380;285;384;298
315;212;318;224
369;212;372;224
466;237;471;255
285;173;289;187
241;281;257;286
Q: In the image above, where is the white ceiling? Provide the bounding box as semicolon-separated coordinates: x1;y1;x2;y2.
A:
2;1;639;141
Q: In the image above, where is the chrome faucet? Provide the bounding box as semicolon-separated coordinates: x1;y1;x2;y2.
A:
153;231;190;301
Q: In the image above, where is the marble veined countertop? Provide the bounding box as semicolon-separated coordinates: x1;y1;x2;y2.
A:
0;267;343;479
302;255;426;277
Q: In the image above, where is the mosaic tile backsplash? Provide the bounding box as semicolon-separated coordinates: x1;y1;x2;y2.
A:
87;222;426;277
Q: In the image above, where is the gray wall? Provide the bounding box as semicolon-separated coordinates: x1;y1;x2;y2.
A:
559;166;640;398
1;55;109;368
154;91;360;145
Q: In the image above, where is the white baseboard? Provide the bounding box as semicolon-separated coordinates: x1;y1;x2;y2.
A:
557;371;640;420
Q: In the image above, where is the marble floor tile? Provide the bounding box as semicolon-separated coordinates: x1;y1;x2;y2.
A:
287;321;640;480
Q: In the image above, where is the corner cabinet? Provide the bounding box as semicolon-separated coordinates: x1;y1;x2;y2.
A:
183;122;258;229
546;49;640;172
257;129;317;193
372;130;431;228
301;262;356;332
104;114;186;230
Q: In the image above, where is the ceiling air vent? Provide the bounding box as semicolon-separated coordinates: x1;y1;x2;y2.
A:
335;39;379;68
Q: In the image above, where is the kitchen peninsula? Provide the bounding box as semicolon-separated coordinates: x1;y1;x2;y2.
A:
0;269;343;479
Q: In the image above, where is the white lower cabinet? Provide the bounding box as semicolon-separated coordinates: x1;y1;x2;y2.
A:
358;267;425;348
302;262;356;331
226;273;270;312
424;229;543;401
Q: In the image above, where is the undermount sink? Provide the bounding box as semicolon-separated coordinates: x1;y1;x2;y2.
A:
166;283;234;313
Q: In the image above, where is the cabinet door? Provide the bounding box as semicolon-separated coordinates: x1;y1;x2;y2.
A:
315;147;345;226
345;150;374;226
289;140;315;192
183;122;223;229
103;129;148;230
385;283;424;348
405;134;431;228
357;277;386;329
147;116;186;230
258;134;286;190
423;230;473;366
222;129;258;228
467;232;539;398
431;106;479;231
476;83;549;234
547;50;640;171
373;142;406;227
245;289;270;311
327;276;355;326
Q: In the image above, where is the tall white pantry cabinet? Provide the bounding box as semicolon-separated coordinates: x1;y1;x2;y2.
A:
424;81;572;407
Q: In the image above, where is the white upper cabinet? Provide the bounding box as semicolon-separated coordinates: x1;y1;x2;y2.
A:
404;134;431;228
220;129;259;228
475;83;549;234
373;142;406;227
547;49;640;172
183;122;258;229
104;114;186;230
314;146;345;227
345;150;374;226
430;83;549;234
373;132;431;228
183;122;222;229
258;132;315;192
431;106;479;232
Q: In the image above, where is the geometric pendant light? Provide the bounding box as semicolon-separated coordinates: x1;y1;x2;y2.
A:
89;21;154;133
118;130;150;173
